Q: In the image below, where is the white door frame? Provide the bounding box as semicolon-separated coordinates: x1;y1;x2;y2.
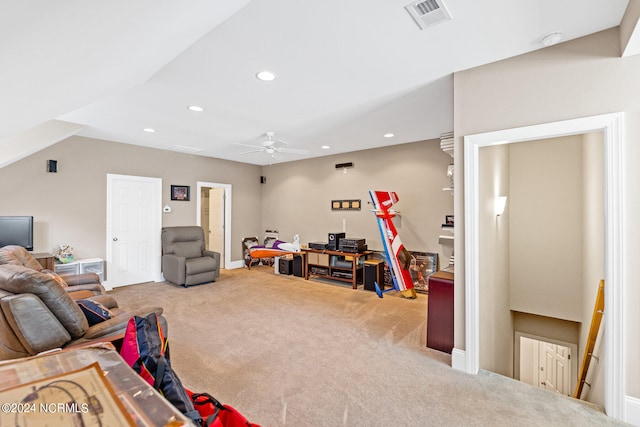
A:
106;174;163;288
459;113;625;419
196;181;243;269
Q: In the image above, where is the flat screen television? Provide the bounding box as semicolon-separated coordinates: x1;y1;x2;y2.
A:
0;216;34;251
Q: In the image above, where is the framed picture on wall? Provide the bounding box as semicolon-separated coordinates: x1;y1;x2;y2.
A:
171;185;190;201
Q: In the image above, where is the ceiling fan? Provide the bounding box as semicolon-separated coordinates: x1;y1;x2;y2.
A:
234;132;308;156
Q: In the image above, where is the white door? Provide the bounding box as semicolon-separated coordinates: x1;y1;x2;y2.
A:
106;174;162;289
208;188;225;265
539;342;571;395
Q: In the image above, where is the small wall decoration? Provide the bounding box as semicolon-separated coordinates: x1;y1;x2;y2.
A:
331;199;361;211
171;185;190;201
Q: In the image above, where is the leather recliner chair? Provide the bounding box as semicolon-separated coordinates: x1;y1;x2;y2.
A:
161;226;220;287
0;245;104;299
0;263;165;361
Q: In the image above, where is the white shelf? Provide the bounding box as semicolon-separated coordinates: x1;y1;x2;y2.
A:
438;235;454;244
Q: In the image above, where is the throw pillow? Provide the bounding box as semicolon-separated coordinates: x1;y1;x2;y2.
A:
76;299;113;326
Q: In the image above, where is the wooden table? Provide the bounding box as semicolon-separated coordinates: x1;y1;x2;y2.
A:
303;248;372;289
33;252;54;270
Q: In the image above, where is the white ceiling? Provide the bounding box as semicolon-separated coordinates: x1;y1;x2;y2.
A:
0;0;630;166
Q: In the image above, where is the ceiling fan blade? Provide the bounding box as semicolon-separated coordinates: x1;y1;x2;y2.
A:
272;138;288;146
277;147;309;154
233;142;264;149
238;149;265;155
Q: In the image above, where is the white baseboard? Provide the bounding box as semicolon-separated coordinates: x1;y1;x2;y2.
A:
451;348;466;372
626;395;640;426
227;260;245;270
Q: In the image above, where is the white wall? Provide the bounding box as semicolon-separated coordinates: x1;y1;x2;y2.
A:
478;145;512;376
580;132;605;405
509;136;583;322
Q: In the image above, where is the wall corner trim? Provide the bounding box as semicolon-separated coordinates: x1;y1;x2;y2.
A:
451;348;467;372
625;395;640;426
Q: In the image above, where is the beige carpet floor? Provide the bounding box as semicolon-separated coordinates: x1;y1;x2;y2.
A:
110;267;625;427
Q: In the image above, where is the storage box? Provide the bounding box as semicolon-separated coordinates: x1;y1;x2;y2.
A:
54;262;80;276
308;252;329;266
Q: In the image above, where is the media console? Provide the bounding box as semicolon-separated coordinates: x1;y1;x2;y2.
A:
302;248;372;289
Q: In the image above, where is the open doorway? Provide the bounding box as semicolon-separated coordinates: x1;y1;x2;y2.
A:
475;132;603;396
460;113;625;418
196;181;232;270
200;187;225;261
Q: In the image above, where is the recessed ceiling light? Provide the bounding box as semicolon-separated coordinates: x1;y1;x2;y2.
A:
143;128;156;133
256;70;277;81
384;133;395;138
321;145;331;150
542;31;563;47
188;105;204;112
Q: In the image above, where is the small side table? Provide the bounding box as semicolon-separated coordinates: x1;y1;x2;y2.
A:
32;252;55;270
427;270;454;354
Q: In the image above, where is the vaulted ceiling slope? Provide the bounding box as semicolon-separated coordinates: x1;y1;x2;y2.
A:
0;0;634;167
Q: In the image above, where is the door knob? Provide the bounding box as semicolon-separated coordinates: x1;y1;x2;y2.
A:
113;237;118;241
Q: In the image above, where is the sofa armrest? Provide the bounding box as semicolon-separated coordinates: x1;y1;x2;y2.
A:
1;294;71;354
203;250;220;280
203;250;220;263
61;273;102;286
65;283;105;296
162;254;186;285
85;294;119;309
83;307;164;339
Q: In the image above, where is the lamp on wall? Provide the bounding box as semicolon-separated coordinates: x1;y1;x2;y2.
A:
495;196;507;216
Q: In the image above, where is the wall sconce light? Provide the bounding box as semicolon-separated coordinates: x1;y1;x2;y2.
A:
495;196;507;216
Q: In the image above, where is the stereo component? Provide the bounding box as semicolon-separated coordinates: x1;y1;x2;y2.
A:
327;232;345;250
309;241;328;250
339;237;367;253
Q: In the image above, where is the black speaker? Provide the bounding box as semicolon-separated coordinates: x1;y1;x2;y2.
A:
292;255;303;277
47;160;58;173
260;176;266;184
364;260;385;292
279;257;293;275
327;232;345;250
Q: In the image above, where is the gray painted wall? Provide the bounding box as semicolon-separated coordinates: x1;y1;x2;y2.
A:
260;139;454;265
0;135;263;262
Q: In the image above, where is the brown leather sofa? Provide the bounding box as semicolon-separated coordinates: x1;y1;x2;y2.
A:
161;226;220;287
0;245;104;299
0;246;165;361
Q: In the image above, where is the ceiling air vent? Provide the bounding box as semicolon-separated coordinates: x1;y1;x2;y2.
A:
405;0;452;30
167;144;204;154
